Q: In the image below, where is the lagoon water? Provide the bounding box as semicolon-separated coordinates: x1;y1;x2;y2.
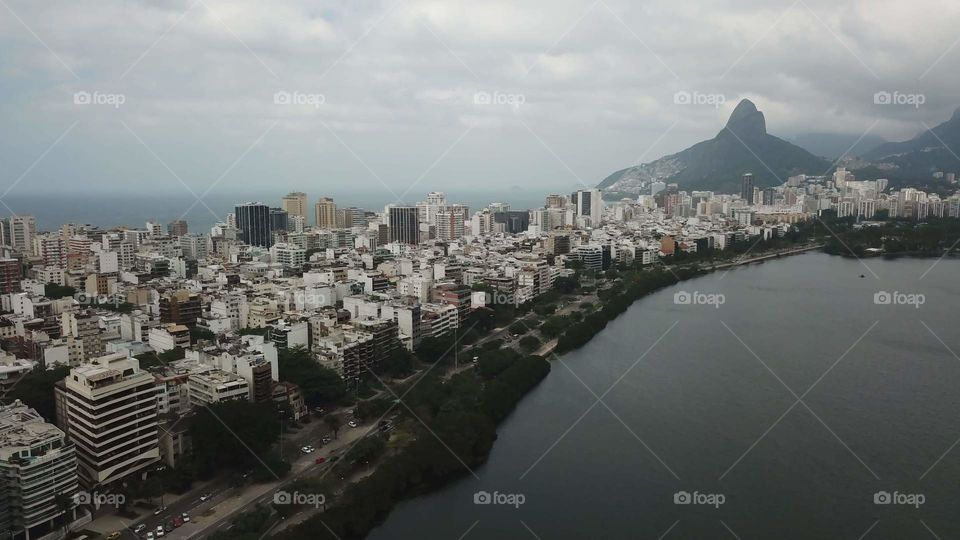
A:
370;252;960;539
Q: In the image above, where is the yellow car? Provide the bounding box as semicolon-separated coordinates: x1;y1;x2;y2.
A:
106;532;121;540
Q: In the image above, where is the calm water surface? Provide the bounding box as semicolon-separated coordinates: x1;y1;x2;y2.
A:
370;252;960;540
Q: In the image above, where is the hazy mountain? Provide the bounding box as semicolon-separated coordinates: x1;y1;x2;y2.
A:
787;133;887;160
598;99;831;195
860;108;960;178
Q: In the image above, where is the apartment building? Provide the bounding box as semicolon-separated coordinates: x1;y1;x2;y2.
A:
0;401;84;540
186;370;249;407
159;290;201;328
55;354;160;488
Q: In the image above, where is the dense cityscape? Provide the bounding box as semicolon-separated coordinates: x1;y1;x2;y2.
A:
1;165;959;540
4;0;960;538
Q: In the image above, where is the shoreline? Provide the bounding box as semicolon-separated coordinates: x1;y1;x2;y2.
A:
278;242;829;539
537;243;824;358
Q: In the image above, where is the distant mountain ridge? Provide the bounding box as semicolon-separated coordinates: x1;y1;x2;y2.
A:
861;108;960;180
787;133;887;160
598;100;831;195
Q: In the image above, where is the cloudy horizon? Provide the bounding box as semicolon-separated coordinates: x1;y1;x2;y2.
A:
2;0;959;198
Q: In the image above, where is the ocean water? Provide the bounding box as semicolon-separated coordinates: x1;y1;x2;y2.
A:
3;189;554;233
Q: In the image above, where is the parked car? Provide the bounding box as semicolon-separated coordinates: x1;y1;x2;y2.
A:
181;512;190;522
199;493;212;502
153;506;166;516
164;521;174;533
133;524;147;535
146;532;155;540
315;456;326;464
106;532;121;540
347;420;358;428
155;526;165;537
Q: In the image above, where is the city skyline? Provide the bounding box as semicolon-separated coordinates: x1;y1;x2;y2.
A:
3;2;960;540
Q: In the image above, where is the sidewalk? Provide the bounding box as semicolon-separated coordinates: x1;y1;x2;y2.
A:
84;478;220;535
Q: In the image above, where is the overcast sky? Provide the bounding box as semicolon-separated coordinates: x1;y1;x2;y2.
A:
1;0;959;201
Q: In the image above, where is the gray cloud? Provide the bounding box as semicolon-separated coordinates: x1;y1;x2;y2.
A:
1;0;958;198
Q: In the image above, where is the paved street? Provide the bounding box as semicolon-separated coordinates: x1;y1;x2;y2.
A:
86;410;374;540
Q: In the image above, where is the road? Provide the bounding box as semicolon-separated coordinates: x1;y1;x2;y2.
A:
111;410;372;540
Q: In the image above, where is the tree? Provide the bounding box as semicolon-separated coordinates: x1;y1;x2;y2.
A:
44;283;75;300
519;335;541;352
239;327;270;337
3;366;69;421
190;327;216;344
278;346;346;406
539;315;571;338
375;347;415;378
507;322;528;335
345;435;387;467
553;276;578;294
140;476;165;506
355;398;391;421
190;401;282;477
415;335;457;364
324;415;342;439
54;492;74;537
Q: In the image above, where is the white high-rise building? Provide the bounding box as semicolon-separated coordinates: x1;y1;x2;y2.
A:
270;243;306;268
435;210;464;241
833;167;853;190
417;192;447;226
572;189;603;226
56;353;160;488
3;216;37;252
32;234;66;267
0;401;84;540
471;209;495;236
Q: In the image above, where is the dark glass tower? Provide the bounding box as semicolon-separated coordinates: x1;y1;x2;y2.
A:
235;202;272;247
388;206;419;244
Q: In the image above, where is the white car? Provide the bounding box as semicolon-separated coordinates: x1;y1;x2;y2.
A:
300;445;314;454
181;513;190;523
199;493;211;502
146;533;154;540
155;526;165;537
347;420;358;428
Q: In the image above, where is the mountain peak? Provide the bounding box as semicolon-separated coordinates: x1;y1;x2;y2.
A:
597;97;829;194
725;99;766;138
728;99;757;121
